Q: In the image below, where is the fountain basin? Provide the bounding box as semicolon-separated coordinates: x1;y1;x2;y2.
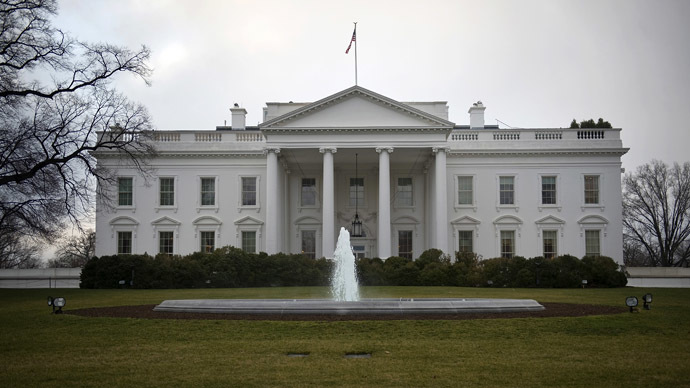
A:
153;298;544;315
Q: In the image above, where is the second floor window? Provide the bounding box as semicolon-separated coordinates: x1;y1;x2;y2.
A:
159;178;175;206
396;178;413;206
242;177;257;206
301;178;316;207
499;176;514;205
584;175;600;204
200;178;215;206
541;176;557;205
118;177;133;206
457;176;473;205
349;178;364;207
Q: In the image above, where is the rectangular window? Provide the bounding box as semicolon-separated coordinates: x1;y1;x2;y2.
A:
396;177;413;206
117;231;132;255
499;176;515;205
159;178;175;206
457;176;473;205
585;230;601;257
543;230;558;259
242;177;257;206
301;178;316;207
541;176;557;205
301;230;316;259
398;230;413;259
349;177;364;207
159;231;174;255
500;230;515;259
118;177;133;206
201;178;215;206
458;231;473;253
242;231;256;253
200;231;215;253
584;175;600;204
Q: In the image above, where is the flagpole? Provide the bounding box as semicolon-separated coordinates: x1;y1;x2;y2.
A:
353;22;358;85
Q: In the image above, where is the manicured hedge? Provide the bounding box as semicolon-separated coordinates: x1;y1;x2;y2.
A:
80;247;332;289
81;247;627;289
355;251;627;288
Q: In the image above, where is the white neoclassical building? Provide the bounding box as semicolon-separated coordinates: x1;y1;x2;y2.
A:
94;86;628;263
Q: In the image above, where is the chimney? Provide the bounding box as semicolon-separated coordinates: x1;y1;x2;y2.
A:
230;103;247;130
468;101;486;129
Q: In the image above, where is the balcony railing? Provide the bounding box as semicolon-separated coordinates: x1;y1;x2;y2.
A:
450;128;620;142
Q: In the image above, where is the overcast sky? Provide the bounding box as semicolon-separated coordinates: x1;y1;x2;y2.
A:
54;0;690;171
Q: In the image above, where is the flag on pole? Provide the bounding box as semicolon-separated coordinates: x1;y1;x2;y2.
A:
345;27;356;54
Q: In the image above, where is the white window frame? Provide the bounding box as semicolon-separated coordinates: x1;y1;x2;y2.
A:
238;175;261;211
493;215;523;258
496;174;519;211
299;177;320;209
542;230;558;259
499;230;516;259
581;173;605;211
348;175;367;208
397;229;414;259
454;175;476;211
199;230;216;253
295;217;322;259
156;176;178;212
457;230;475;254
234;216;263;253
198;176;219;212
451;216;481;255
109;216;139;255
151;216;181;256
300;229;317;259
116;176;136;210
393;176;414;209
117;231;134;255
538;174;561;212
584;229;601;257
158;230;175;255
193;215;222;253
578;214;608;257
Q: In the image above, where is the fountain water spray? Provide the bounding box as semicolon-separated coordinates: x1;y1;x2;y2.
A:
330;227;360;301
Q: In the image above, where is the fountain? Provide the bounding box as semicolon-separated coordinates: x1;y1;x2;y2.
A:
330;227;360;302
154;228;544;316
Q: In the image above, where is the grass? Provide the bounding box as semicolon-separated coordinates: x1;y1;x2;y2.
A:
1;286;689;387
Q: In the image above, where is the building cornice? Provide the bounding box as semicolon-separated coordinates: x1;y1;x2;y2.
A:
95;151;266;159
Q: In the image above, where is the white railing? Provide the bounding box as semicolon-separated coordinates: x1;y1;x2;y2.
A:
195;133;222;142
450;128;619;142
493;132;520;141
236;132;264;142
154;132;180;142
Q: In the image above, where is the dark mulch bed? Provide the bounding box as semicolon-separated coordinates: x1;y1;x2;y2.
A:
66;302;626;321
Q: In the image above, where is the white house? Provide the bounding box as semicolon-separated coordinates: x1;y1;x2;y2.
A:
94;85;628;263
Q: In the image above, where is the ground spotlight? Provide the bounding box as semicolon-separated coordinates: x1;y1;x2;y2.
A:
642;293;652;310
48;296;66;314
625;296;638;313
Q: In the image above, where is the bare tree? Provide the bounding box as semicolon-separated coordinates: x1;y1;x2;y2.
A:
46;229;94;268
0;229;42;268
623;160;690;267
0;0;155;253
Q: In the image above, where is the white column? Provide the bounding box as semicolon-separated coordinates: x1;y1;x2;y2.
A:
376;147;393;259
433;147;449;253
265;147;280;254
320;147;337;257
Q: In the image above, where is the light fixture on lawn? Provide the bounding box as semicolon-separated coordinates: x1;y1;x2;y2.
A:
351;153;363;237
642;293;652;310
48;296;66;314
581;279;588;289
625;296;638;313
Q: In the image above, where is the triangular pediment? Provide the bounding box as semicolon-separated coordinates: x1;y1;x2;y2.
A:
535;215;565;225
151;216;181;226
451;215;481;225
234;216;264;225
260;86;454;130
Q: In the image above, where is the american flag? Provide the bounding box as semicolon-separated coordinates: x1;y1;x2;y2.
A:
345;28;356;54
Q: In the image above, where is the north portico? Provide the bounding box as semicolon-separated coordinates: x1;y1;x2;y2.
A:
259;86;456;259
94;85;627;263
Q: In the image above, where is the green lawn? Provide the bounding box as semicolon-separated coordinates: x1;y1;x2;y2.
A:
1;287;688;387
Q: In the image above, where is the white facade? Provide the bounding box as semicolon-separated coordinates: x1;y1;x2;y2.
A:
94;86;628;263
